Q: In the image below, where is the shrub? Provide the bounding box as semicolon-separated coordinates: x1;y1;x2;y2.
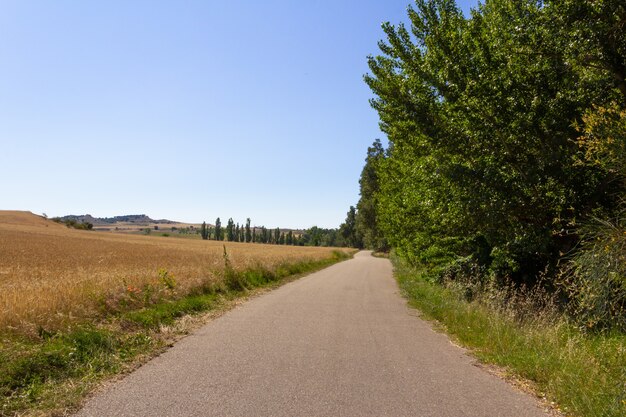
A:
560;217;626;332
560;103;626;332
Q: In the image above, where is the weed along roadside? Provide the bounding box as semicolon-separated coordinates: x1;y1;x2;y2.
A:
392;255;626;417
0;249;354;417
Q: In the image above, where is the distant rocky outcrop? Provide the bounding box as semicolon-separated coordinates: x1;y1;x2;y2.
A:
58;214;177;226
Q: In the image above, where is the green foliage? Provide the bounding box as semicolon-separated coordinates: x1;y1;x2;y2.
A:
245;218;252;243
364;0;623;286
577;103;626;177
222;245;245;291
561;217;626;332
299;226;341;247
355;139;388;251
226;218;235;242
214;217;222;241
548;0;626;101
200;221;209;240
158;268;177;291
54;218;94;230
560;104;626;332
0;328;119;394
124;295;216;328
339;206;362;248
202;211;392;250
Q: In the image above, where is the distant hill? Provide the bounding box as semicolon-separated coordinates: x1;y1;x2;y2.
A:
58;214;177;226
0;211;64;228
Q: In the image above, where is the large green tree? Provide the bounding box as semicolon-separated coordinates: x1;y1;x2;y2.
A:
356;139;388;251
340;206;362;248
365;0;619;283
226;218;235;242
200;221;209;240
214;217;222;241
245;218;252;243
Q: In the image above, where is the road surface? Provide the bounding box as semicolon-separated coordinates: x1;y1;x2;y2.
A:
77;251;549;417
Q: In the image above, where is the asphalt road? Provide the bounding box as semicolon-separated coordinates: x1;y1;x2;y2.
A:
76;251;549;417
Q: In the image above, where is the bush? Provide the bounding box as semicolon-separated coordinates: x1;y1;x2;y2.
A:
560;217;626;332
439;257;486;302
560;103;626;332
56;219;93;230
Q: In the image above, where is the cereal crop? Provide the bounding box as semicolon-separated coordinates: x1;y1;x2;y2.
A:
0;211;348;333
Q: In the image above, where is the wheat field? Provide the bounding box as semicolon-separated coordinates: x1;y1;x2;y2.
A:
0;211;347;333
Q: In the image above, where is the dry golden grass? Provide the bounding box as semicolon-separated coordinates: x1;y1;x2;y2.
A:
0;211;346;333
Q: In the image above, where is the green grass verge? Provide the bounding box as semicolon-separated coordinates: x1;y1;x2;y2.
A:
0;250;353;416
394;256;626;417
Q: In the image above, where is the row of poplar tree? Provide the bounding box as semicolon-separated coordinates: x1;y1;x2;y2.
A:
198;218;297;245
197;217;360;248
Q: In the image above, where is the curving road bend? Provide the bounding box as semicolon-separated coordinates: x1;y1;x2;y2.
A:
76;251;549;417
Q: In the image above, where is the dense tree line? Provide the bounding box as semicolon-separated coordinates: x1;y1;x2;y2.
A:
196;216;358;248
355;0;625;331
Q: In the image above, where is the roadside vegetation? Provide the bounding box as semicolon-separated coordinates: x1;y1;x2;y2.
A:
395;256;626;417
350;1;626;416
0;212;353;415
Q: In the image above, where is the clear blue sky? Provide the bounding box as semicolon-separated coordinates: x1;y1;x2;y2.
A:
1;0;478;228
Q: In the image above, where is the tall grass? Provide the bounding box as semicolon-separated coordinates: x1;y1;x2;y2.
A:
0;250;352;416
559;214;626;333
0;216;348;335
395;256;626;417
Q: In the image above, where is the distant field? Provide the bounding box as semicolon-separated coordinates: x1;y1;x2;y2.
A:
92;221;202;235
0;211;347;334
